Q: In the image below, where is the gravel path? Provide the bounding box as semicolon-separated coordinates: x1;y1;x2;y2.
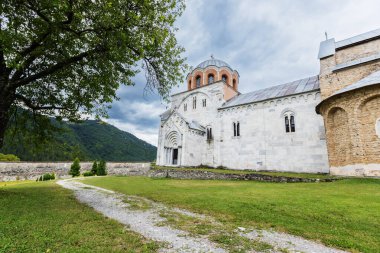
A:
57;179;348;253
57;179;226;253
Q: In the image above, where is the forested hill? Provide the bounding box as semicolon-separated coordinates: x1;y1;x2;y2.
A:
1;120;157;162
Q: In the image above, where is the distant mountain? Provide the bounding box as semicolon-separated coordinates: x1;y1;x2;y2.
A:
1;119;157;162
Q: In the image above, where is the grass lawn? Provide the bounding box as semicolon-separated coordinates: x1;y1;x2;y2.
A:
82;176;380;253
0;180;159;253
152;165;336;179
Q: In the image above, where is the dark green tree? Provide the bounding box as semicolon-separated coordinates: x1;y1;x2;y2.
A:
0;0;187;148
97;160;107;176
91;161;98;175
69;157;81;177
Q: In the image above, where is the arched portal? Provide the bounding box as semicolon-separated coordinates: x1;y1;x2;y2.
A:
164;131;182;166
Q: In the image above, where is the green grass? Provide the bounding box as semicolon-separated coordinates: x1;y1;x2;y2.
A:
152;165;336;179
0;180;159;253
82;176;380;253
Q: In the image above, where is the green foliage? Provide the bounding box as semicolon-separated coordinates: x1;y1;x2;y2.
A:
37;173;55;181
91;161;98;175
97;160;107;176
0;153;20;161
0;0;188;148
0;181;159;252
69;158;81;177
83;171;94;177
1;119;156;162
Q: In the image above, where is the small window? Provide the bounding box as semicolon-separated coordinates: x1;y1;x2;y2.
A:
222;74;228;83
376;118;380;138
193;96;197;109
284;112;295;133
285;116;290;133
233;122;240;137
208;74;214;84
188;80;191;90
202;99;206;107
184;103;187;112
207;128;213;140
196;76;201;88
233;79;237;89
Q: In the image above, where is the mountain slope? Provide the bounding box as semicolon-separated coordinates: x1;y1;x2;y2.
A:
1;120;157;162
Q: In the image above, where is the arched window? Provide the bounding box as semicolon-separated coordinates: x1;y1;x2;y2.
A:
207;128;213;140
233;79;237;89
184;103;187;112
233;122;240;136
376;118;380;138
284;112;295;133
193;96;197;109
208;74;214;84
196;76;201;88
188;80;191;90
222;74;228;83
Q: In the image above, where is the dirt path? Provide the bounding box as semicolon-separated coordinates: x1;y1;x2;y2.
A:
57;179;348;253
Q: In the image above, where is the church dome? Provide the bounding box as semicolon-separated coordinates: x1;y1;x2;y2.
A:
196;58;232;70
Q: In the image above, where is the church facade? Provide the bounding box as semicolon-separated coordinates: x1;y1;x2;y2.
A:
157;29;380;177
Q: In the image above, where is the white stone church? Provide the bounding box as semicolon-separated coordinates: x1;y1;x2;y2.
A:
157;28;380;175
156;55;329;173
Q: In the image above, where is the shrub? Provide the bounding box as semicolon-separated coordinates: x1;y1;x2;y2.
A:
91;161;98;175
69;158;81;177
37;173;55;181
0;153;20;161
83;171;94;177
97;160;107;176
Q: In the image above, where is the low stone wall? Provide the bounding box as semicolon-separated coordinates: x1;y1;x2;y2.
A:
0;162;150;181
149;169;338;183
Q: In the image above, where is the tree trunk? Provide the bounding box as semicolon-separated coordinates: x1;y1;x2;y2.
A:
0;80;14;149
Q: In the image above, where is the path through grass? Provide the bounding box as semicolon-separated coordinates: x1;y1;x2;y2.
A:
82;176;380;253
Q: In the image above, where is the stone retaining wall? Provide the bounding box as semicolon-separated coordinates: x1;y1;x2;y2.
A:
149;169;337;183
0;162;150;181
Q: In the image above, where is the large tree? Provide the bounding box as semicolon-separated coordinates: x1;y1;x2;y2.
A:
0;0;187;148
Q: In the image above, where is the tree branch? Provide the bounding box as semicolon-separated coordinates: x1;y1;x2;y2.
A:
14;93;66;110
13;46;106;87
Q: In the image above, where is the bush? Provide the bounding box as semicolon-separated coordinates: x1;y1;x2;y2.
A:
97;160;107;176
91;161;98;175
69;158;81;177
83;171;94;177
0;153;20;161
37;173;55;181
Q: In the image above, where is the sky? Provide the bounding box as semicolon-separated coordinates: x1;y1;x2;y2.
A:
105;0;380;146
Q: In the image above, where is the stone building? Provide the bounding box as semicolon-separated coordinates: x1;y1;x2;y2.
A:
157;29;380;177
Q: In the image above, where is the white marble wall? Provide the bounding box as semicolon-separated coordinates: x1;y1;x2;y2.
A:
157;84;329;173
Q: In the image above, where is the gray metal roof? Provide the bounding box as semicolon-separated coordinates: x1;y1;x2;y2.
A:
318;28;380;59
220;75;319;109
196;58;232;69
332;70;380;96
335;28;380;49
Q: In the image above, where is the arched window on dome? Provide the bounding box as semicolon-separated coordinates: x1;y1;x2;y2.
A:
233;79;237;90
188;80;191;90
222;74;228;84
208;74;214;84
196;76;201;88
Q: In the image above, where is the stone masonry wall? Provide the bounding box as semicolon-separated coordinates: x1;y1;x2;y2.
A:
0;162;150;181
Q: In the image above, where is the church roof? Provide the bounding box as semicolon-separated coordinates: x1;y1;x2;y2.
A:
332;70;380;96
220;75;319;109
196;58;232;70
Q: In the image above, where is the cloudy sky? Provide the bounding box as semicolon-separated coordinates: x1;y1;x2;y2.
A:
105;0;380;146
